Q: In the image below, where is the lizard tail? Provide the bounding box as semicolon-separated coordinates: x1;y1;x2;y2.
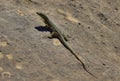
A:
68;49;97;78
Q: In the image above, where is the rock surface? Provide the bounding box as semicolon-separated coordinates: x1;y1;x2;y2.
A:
0;0;120;81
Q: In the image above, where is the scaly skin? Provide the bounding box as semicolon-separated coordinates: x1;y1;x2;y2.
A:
36;12;96;78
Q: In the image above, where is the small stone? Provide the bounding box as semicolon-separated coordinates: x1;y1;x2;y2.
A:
53;38;62;46
0;42;8;47
0;52;4;59
15;63;23;70
1;71;11;78
0;67;3;72
6;54;13;60
16;10;25;16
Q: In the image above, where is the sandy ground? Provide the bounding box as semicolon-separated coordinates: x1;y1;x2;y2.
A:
0;0;120;81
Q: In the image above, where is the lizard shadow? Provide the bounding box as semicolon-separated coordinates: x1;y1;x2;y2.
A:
35;26;52;33
35;26;55;39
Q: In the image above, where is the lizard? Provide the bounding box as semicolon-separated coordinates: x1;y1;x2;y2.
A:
36;12;97;78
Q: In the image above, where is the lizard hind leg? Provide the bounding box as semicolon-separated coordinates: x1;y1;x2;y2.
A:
50;31;59;38
48;31;58;39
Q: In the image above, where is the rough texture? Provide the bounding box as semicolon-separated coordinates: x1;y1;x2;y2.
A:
0;0;120;81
